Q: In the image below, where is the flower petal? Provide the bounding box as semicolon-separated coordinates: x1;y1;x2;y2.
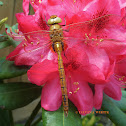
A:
16;13;42;33
23;0;29;15
115;59;126;76
94;84;104;109
81;47;114;84
67;71;93;115
104;76;122;100
41;77;62;111
28;60;59;86
85;0;120;16
6;39;53;65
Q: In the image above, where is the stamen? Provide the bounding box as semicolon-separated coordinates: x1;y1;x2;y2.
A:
73;87;80;93
24;43;27;46
69;92;72;94
10;27;12;33
41;55;43;58
31;0;34;4
100;39;104;42
92;38;95;41
15;29;19;34
74;90;77;93
24;38;27;41
85;33;89;40
76;87;80;91
73;0;76;3
22;43;28;52
27;35;30;39
31;42;34;45
37;42;40;45
114;74;126;88
39;0;41;4
73;82;79;85
96;43;99;46
119;76;125;81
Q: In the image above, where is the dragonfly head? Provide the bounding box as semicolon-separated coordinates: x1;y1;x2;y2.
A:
47;15;62;25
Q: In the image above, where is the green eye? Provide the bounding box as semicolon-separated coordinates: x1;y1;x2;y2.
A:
47;17;62;25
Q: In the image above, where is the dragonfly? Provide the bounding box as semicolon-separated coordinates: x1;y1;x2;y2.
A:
1;14;125;116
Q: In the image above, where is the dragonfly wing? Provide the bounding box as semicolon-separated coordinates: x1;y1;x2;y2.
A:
63;36;126;56
63;14;122;39
62;14;126;56
6;30;53;66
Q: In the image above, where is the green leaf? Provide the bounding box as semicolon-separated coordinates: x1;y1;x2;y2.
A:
122;90;126;98
0;1;3;6
42;101;82;126
102;94;126;126
0;109;14;126
0;57;29;79
14;124;24;126
0;40;11;49
0;33;12;49
5;23;18;33
35;120;43;126
0;33;8;42
0;82;41;110
108;91;126;111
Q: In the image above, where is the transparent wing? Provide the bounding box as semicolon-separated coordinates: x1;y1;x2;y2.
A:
62;14;122;37
4;13;125;65
5;30;53;65
62;14;126;54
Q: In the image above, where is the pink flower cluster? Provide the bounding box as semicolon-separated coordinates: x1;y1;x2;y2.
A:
6;0;126;115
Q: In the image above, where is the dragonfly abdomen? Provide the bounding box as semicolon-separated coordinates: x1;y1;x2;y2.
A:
54;42;68;116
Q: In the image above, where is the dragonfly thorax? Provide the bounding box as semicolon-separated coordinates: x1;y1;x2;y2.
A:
49;24;63;42
49;24;61;31
47;15;62;25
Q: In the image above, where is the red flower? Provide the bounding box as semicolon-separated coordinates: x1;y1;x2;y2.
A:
27;47;95;114
27;45;125;114
6;0;126;114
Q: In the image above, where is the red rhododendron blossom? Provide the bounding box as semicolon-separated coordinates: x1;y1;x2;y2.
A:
6;0;126;114
27;56;94;114
94;59;126;109
27;48;124;114
6;0;126;80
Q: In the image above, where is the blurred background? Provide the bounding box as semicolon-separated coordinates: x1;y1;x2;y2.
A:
0;0;41;124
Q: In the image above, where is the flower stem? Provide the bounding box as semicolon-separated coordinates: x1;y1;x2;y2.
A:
24;100;41;126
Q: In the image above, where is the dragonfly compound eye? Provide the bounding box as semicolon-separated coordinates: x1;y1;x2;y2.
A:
47;16;62;25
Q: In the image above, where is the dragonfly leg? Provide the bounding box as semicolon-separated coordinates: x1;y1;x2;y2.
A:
43;15;49;27
61;41;64;51
61;15;67;26
63;24;70;32
52;43;56;52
